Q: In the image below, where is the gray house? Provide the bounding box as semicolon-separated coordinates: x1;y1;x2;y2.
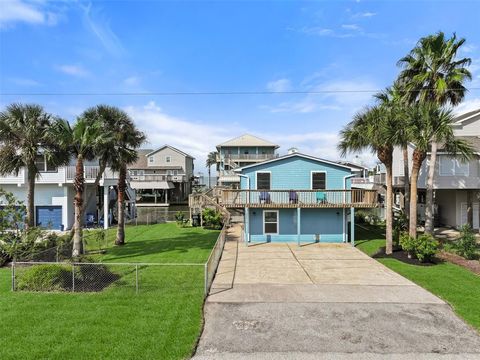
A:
392;108;480;229
128;145;194;205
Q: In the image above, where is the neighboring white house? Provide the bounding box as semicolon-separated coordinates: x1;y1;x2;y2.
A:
0;157;136;230
392;108;480;229
128;145;194;205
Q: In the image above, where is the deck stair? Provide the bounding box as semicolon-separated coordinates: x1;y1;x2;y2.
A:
189;188;231;227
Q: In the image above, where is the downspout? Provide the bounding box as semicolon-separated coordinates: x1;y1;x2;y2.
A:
343;174;356;243
238;173;250;243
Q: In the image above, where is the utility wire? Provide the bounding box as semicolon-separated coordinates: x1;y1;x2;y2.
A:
1;88;480;96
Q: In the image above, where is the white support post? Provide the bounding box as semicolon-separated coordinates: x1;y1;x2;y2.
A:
245;208;250;245
103;185;109;229
297;207;301;246
350;207;355;247
342;208;346;242
165;190;168;204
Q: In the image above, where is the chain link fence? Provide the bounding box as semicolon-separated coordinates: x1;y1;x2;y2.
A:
10;224;228;297
11;261;205;294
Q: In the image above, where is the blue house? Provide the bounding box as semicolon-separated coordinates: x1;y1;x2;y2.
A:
220;153;377;245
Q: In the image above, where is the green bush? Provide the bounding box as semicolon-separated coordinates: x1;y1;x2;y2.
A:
456;225;478;260
399;233;416;258
17;264;72;291
414;234;439;262
202;208;223;230
399;233;438;263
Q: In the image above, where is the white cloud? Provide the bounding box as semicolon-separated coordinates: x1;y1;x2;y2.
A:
459;44;477;54
8;77;40;86
80;2;125;56
57;64;89;77
341;24;361;31
123;76;141;86
124;102;243;172
351;11;376;18
266;78;291;92
454;98;480;114
0;0;61;28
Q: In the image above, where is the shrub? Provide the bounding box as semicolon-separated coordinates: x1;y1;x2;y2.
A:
400;233;438;262
175;211;189;227
456;225;478;260
414;234;439;263
393;210;408;245
399;233;416;258
202;208;223;230
16;264;72;291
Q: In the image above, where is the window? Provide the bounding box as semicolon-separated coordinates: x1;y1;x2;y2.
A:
167;170;173;175
165;156;171;163
311;172;326;190
256;172;271;190
439;156;469;176
264;211;278;234
173;170;178;176
35;155;57;172
132;170;137;176
148;156;154;163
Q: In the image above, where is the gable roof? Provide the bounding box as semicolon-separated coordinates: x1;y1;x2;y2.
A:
336;161;369;170
453;108;480;125
128;149;154;169
233;153;354;172
216;134;279;149
146;145;195;159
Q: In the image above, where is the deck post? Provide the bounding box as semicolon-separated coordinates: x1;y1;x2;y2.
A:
103;185;109;229
342;208;346;242
245;207;250;245
297;207;301;246
350;207;355;247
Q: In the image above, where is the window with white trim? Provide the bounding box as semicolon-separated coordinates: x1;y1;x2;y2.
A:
148;156;154;163
311;172;326;189
256;172;271;190
264;210;278;234
35;155;57;172
165;156;171;163
439;156;469;176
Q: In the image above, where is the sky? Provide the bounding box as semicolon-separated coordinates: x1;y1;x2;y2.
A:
1;0;480;174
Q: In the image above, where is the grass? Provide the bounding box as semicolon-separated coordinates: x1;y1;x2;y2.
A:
0;223;220;360
356;224;480;331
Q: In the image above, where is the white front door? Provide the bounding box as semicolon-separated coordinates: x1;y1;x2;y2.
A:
460;202;479;229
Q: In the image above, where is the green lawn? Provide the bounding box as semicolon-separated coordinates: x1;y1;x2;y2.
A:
0;223;220;360
356;224;480;331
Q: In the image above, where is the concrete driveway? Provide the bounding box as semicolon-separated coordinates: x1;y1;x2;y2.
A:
193;225;480;359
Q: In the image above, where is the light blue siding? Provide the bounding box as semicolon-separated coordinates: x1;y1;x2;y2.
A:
247;208;344;243
240;156;352;190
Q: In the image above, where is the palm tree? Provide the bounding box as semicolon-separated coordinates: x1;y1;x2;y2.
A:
405;104;473;238
398;32;472;235
375;82;412;219
206;151;218;188
0;104;67;228
52;118;107;256
339;105;405;254
104;110;145;246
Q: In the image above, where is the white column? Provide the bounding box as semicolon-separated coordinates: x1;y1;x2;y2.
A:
245;208;250;244
342;208;346;242
350;207;355;247
103;186;109;229
165;189;168;204
297;207;301;246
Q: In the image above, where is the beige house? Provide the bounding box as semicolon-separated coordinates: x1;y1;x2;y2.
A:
392;108;480;229
216;134;279;187
128;145;194;205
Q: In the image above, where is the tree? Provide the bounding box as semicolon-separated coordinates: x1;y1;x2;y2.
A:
51;118;107;257
375;82;413;219
405;104;473;238
339;105;405;254
206;151;218;188
105;110;145;246
0;104;67;229
398;32;472;235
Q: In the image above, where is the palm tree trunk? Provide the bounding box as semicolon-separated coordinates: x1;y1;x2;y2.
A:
208;166;211;189
26;162;36;229
81;159;107;220
115;164;127;246
72;156;84;257
425;140;438;234
385;164;393;255
409;149;425;239
402;145;410;219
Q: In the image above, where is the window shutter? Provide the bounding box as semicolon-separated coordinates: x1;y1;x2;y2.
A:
312;172;326;190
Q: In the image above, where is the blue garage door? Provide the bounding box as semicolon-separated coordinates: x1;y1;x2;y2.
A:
36;206;63;230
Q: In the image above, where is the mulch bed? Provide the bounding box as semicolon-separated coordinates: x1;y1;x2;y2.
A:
372;246;439;266
437;251;480;275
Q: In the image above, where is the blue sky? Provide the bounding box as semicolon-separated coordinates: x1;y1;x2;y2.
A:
1;0;479;173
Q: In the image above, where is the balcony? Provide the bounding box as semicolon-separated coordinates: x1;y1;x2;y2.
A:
220;189;377;208
218;153;278;162
129;174;186;182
